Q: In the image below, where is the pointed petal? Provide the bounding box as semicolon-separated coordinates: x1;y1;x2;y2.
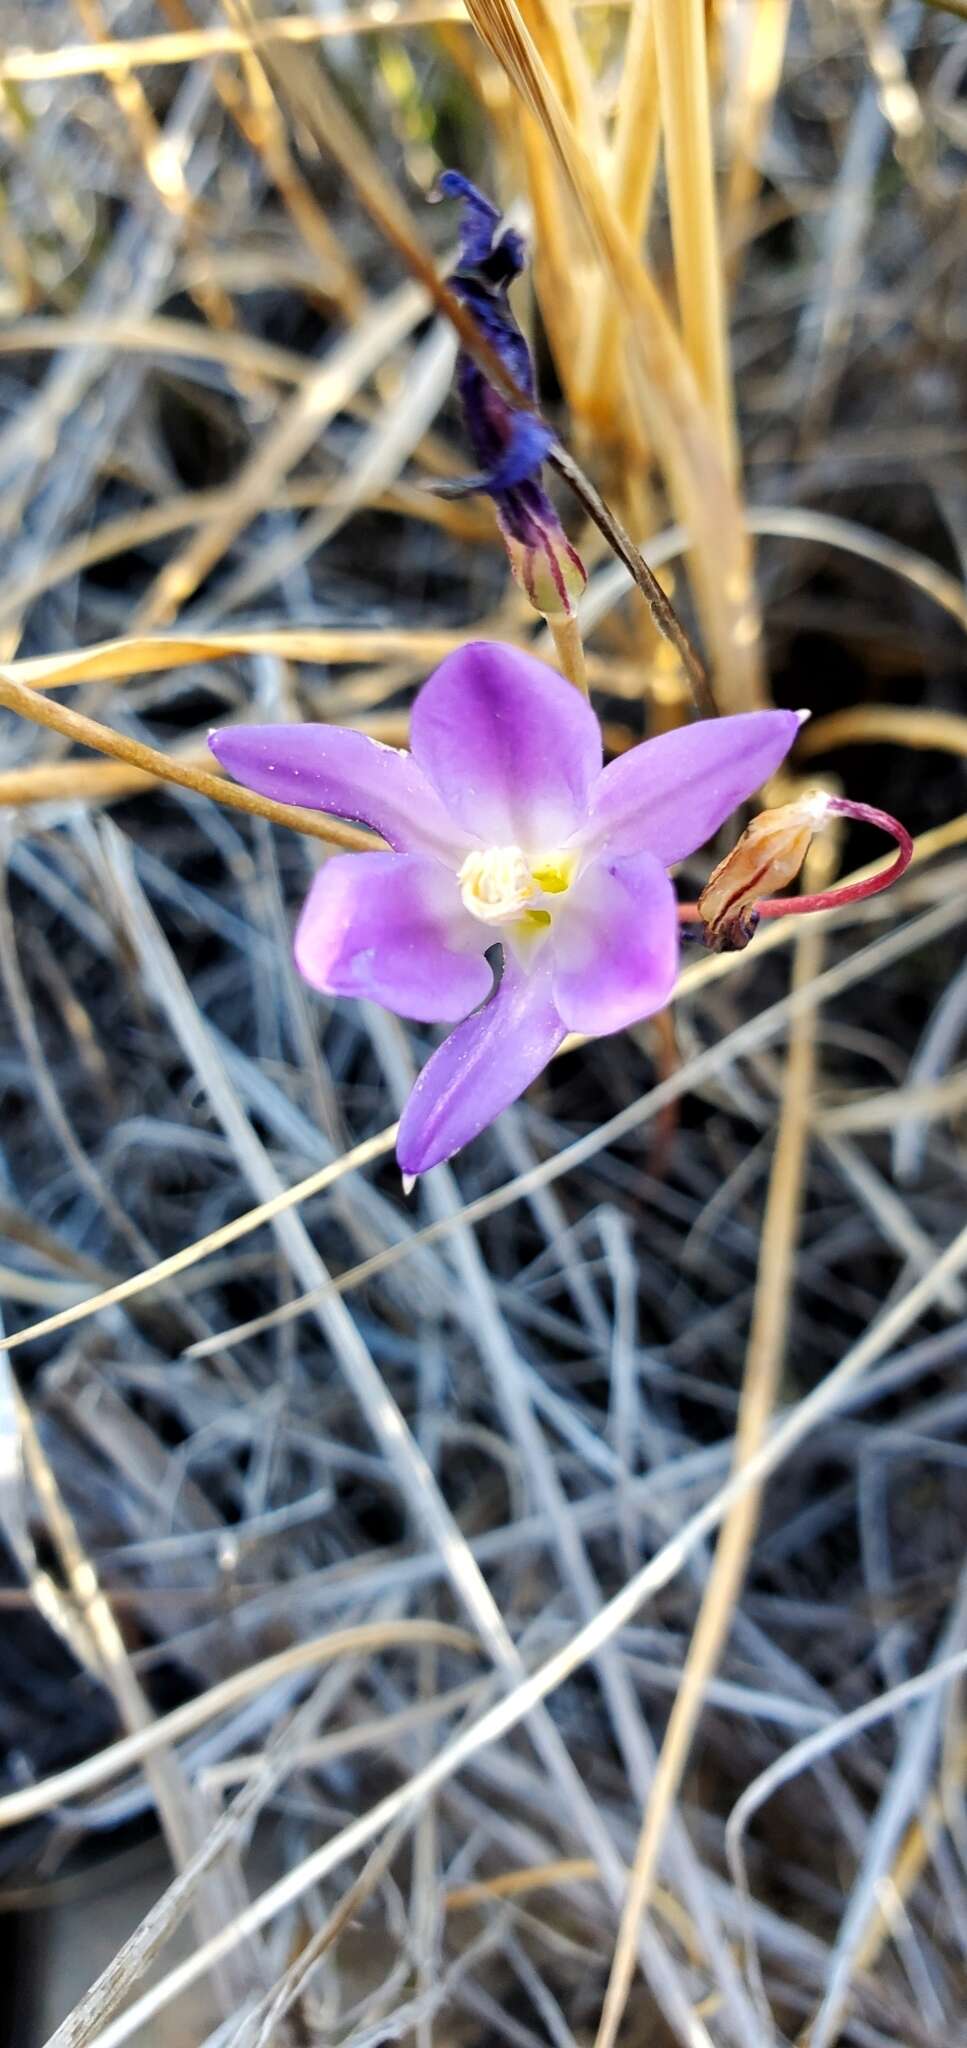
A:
437;171;502;265
396;951;566;1174
439;171;527;290
294;854;492;1024
550;851;679;1035
585;711;802;863
409;642;602;848
209;724;463;860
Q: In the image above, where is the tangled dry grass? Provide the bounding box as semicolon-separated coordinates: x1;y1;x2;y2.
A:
1;3;967;2045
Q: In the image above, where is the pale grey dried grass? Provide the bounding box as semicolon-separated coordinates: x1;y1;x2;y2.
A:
0;6;966;2048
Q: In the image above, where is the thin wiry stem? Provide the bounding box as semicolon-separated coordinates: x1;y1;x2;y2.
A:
0;668;376;850
548;443;716;715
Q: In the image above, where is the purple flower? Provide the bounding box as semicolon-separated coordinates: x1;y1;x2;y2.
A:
210;644;800;1176
437;171;586;619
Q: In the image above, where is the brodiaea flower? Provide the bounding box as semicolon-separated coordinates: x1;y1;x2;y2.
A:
210;643;800;1175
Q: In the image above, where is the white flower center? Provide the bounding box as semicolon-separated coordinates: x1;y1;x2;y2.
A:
458;844;537;926
458;844;577;928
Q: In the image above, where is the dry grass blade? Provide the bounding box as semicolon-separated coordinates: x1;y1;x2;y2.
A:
0;629;463;688
591;830;834;2048
799;705;967;759
722;0;792;282
0;844;952;1368
0;666;378;848
462;0;764;708
572;0;660;438
0;313;317;383
0;4;478;85
652;0;736;470
0;1620;481;1830
54;1217;967;2048
4;15;967;2045
444;1857;693;1951
134;281;428;625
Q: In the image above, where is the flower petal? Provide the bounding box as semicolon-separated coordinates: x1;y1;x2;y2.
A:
409;642;602;847
396;951;566;1174
585;710;802;864
209;724;463;860
432;405;555;500
294;854;492;1023
550;850;678;1035
479;412;556;495
438;170;503;266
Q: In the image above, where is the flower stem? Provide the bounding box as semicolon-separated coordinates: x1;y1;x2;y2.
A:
547;612;589;696
548;441;718;720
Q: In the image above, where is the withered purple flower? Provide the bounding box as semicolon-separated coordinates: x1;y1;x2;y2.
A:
437;171;586;621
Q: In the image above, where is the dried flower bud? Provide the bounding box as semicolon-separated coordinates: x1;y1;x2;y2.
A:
697;791;830;951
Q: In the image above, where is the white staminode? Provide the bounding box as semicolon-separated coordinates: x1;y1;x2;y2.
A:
458;844;537;925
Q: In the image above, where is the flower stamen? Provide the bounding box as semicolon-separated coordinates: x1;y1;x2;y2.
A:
458;846;577;926
530;853;577;895
459;845;538;925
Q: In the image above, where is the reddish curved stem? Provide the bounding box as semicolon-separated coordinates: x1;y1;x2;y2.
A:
757;797;913;915
678;797;913;927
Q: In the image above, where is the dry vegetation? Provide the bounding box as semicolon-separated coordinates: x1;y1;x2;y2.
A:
1;2;967;2045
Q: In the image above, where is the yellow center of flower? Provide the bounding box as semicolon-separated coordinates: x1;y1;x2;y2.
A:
458;845;576;928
